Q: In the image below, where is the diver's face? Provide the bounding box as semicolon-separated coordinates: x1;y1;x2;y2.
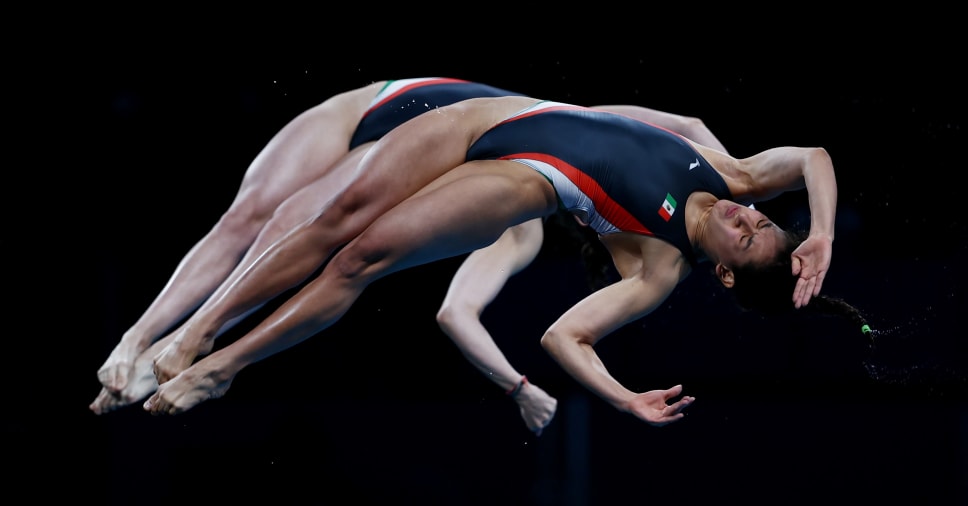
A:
705;200;784;268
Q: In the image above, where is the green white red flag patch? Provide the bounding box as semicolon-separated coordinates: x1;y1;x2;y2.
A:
658;193;677;221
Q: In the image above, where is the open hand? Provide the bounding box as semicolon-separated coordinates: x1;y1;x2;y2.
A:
791;234;832;308
626;384;695;426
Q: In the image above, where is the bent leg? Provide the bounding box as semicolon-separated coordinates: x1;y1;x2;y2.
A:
148;100;496;385
211;147;370;335
98;84;381;394
150;147;373;382
144;160;557;415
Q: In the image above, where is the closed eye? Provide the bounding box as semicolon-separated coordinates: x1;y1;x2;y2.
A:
745;220;774;249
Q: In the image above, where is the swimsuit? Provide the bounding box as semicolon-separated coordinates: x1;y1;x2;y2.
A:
349;77;524;149
466;101;743;266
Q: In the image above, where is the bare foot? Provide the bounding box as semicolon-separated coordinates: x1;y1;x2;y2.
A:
90;347;160;414
151;327;215;384
143;363;235;416
514;382;557;435
96;338;148;394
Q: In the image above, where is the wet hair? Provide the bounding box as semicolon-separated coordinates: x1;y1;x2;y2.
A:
732;232;965;395
730;229;870;338
542;209;617;291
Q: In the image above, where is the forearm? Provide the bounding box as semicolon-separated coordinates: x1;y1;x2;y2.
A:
441;314;523;392
436;220;543;390
803;147;838;240
540;329;634;411
539;249;682;411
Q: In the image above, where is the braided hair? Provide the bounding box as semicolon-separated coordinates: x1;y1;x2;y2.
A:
730;229;872;342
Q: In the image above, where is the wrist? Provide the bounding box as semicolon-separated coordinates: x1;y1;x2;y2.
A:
615;398;632;413
506;376;528;398
808;229;834;241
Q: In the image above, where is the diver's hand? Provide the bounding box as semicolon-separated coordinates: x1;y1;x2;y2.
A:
625;384;694;426
512;380;557;436
791;234;832;308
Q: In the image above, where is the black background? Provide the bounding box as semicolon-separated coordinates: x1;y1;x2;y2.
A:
11;14;966;506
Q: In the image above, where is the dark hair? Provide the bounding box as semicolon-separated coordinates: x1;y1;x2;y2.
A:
542;209;617;291
580;239;616;291
730;229;871;339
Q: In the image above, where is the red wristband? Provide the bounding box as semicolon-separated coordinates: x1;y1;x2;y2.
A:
506;376;528;397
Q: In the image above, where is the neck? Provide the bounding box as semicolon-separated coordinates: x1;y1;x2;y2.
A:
685;192;717;262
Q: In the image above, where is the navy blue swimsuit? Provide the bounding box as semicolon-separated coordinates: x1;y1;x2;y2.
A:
349;77;524;149
466;101;742;266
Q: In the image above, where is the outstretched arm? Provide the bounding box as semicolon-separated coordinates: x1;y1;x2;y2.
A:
437;218;557;434
540;238;694;426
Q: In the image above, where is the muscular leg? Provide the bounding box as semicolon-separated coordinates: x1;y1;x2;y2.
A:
96;83;381;395
148;97;533;385
148;147;370;380
436;218;557;434
144;159;558;415
216;147;369;335
90;149;371;413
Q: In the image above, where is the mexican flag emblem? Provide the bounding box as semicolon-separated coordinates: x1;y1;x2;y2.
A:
658;193;677;222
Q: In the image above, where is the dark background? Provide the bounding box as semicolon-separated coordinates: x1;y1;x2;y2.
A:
11;16;966;506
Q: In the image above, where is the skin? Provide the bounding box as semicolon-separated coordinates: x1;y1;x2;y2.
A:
91;79;729;433
141;95;836;422
93;81;384;409
435;108;732;434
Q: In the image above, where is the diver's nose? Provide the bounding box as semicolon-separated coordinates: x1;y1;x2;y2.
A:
735;209;754;229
